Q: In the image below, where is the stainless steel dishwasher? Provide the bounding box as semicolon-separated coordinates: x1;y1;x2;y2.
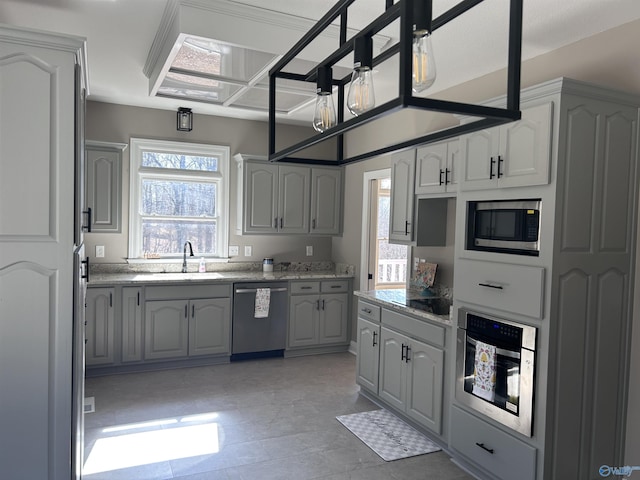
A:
232;282;288;361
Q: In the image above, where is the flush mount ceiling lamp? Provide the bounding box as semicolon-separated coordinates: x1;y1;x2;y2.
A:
268;0;523;166
177;107;193;131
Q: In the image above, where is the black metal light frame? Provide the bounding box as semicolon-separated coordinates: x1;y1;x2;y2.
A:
268;0;523;166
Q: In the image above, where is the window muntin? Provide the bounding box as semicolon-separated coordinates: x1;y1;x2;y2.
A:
129;139;229;260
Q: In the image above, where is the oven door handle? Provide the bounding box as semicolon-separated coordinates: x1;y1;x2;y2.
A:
466;336;522;360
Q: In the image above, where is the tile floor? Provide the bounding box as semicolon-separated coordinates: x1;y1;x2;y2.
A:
83;352;473;480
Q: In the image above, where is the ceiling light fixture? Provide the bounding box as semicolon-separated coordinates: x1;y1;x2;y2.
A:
312;66;337;132
411;0;436;93
176;107;193;131
347;35;375;116
268;0;523;166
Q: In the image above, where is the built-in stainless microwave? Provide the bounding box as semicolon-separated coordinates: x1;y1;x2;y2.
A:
467;199;541;256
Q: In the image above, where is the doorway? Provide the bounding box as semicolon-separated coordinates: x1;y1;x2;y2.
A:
360;169;408;291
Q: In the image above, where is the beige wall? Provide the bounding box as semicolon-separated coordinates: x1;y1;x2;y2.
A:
84;101;335;264
332;18;640;465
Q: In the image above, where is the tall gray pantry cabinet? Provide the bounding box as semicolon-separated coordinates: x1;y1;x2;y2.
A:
0;25;88;479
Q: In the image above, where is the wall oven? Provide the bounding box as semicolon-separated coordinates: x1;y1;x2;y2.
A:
456;308;537;437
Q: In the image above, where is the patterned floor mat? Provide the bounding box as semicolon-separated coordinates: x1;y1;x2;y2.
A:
336;409;441;461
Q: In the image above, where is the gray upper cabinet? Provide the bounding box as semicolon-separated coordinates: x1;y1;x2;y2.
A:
459;101;552;191
310;167;343;235
235;154;342;235
415;140;459;195
389;149;416;244
85;141;127;232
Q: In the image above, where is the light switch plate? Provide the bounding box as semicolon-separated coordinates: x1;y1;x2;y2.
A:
306;245;313;256
229;245;239;256
95;245;105;258
244;245;252;257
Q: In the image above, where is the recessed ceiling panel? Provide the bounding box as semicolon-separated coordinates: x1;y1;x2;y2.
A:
157;76;243;104
232;86;315;113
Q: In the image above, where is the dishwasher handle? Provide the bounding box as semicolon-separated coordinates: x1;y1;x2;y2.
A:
235;287;288;294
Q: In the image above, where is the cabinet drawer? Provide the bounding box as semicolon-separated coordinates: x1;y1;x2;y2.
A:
290;282;320;294
450;406;536;480
382;308;445;348
357;300;381;323
456;259;544;319
145;284;231;300
321;280;349;293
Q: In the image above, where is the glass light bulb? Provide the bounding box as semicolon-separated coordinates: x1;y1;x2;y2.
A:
312;92;336;133
412;31;436;93
347;67;375;116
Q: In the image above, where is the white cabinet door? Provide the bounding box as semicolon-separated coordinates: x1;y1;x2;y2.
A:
244;162;279;233
121;287;143;363
189;298;231;356
85;141;127;233
318;293;348;344
378;327;408;410
405;339;444;434
288;295;319;347
415;140;460;194
498;101;553;188
356;317;380;393
279;165;311;233
389;150;416;244
460;102;552;191
144;300;189;360
310;167;342;234
459;128;499;190
86;288;115;366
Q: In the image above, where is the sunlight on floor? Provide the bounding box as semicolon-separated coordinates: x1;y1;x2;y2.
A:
84;413;220;474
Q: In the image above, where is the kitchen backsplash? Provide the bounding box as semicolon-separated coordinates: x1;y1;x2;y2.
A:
90;261;355;276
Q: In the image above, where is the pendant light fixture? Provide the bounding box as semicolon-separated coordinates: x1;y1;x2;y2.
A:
268;0;523;166
312;66;337;132
347;35;375;116
412;0;436;93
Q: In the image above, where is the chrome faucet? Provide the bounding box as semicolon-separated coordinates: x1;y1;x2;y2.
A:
182;241;194;273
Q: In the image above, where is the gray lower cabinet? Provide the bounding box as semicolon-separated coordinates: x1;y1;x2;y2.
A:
356;316;380;393
86;287;115;366
121;286;143;362
450;406;536;480
144;297;230;360
357;302;446;436
288;280;349;349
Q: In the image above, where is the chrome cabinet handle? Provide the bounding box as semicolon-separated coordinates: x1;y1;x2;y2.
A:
476;443;494;454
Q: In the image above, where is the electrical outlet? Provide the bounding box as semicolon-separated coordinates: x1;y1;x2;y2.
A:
413;257;419;270
306;245;313;256
95;245;105;258
229;245;239;256
244;245;252;257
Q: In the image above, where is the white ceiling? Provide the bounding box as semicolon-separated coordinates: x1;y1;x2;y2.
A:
2;0;640;125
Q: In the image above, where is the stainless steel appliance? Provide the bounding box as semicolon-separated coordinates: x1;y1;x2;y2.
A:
456;308;537;437
467;199;541;256
232;282;288;360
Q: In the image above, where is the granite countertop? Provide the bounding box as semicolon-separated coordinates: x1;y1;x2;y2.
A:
354;288;453;326
89;270;353;286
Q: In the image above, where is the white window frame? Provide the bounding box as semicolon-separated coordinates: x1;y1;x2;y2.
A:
128;138;230;261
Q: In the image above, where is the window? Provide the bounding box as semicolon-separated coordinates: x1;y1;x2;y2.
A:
129;138;229;260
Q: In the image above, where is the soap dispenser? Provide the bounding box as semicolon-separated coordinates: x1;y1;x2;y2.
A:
198;257;206;273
